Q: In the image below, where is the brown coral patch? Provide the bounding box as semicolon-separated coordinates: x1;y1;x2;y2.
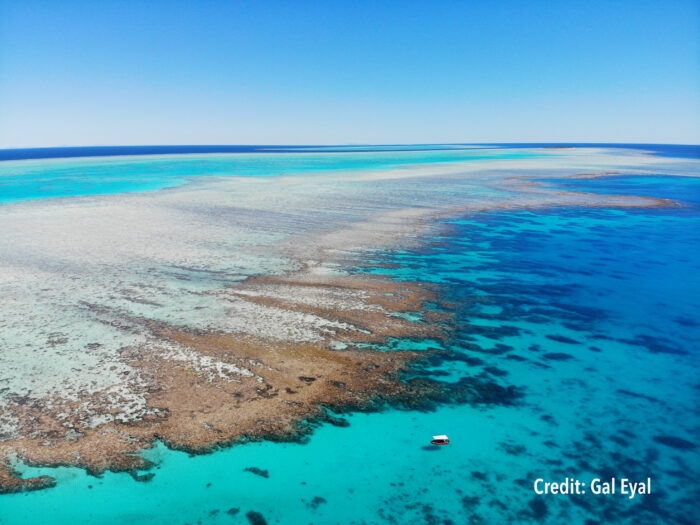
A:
0;274;447;493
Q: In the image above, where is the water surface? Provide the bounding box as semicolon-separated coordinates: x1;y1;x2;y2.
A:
0;147;698;524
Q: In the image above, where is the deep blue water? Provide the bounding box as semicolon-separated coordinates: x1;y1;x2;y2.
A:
478;143;700;159
2;174;698;524
0;145;477;161
542;175;700;205
352;174;700;522
1;143;697;161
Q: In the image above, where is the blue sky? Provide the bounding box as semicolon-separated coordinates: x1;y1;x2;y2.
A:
0;0;698;147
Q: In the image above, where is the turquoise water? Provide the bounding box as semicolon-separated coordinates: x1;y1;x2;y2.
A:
0;148;541;204
0;148;698;524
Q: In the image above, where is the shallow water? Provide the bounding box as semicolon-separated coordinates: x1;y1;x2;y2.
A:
0;147;542;204
0;147;698;524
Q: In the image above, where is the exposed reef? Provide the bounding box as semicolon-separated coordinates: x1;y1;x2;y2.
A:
0;272;448;492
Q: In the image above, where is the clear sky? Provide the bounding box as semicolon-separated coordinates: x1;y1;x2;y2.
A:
0;0;698;147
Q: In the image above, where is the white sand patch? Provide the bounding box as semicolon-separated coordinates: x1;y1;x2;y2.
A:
219;296;359;343
232;283;384;312
154;340;255;382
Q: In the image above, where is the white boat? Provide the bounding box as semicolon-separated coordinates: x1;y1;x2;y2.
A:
431;434;449;445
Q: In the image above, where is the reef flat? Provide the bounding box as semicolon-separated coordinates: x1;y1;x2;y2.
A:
0;146;695;495
0;271;445;492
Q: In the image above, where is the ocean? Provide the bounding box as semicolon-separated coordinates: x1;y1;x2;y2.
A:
0;145;697;524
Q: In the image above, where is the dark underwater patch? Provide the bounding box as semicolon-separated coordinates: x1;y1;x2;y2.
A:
528;497;548;519
542;352;574;361
546;334;581;345
653;435;697;450
539;414;557;425
616;389;661;404
420;369;452;377
317;412;350;427
459;342;514;355
466;324;521;340
306;496;327;509
129;472;155;482
412;348;484;368
673;316;698;327
461;495;480;510
621;334;688;355
562;322;592;331
245;510;268;525
483;366;508;377
609;435;627;446
446;376;522;406
244;467;270;478
398;375;522;409
500;442;526;456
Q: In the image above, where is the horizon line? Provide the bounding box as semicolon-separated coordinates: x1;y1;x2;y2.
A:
1;142;698;162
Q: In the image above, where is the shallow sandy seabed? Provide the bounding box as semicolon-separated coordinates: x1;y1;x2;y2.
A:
0;148;695;491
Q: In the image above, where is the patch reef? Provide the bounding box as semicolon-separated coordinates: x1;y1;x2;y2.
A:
0;272;446;492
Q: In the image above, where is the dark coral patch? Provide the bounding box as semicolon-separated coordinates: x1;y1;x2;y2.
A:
500;442;526;455
621;334;688;355
306;496;327;509
673;316;698;327
245;510;268;525
653;435;696;450
528;497;548;519
617;389;661;404
461;495;480;509
484;366;508;377
244;467;270;478
542;352;574;361
129;472;155;483
546;334;581;344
